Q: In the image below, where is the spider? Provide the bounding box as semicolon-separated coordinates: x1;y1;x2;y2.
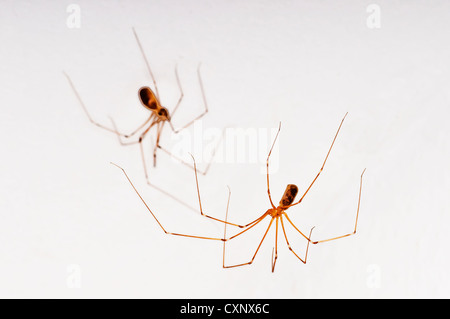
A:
64;27;220;210
112;113;365;272
222;113;366;271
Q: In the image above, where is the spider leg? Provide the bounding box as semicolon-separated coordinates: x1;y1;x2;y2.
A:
223;217;274;269
143;153;203;214
222;190;271;268
282;213;312;242
266;122;281;209
152;121;165;167
109;115;155;146
157;127;224;176
311;168;366;244
138;124;158;183
287;112;348;209
111;162;225;241
271;217;279;272
132;27;160;101
64;71;132;137
189;158;260;228
172;64;208;134
161;64;221;176
280;215;314;263
128;122;212;215
168;64;184;121
136;123;223;216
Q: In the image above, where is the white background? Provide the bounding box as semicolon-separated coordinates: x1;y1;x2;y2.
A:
0;0;449;298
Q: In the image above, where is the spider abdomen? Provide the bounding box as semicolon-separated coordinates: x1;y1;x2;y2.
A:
279;184;298;207
139;86;159;110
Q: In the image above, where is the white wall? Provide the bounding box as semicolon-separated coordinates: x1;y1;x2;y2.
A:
0;0;449;298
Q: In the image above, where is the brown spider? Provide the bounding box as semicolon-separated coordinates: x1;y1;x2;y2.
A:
112;113;365;272
65;27;219;210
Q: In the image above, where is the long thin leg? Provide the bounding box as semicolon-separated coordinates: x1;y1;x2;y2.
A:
134;122;220;215
266;122;282;209
223;217;274;269
283;213;312;242
222;193;271;268
136;127;208;214
190;160;257;228
169;65;184;120
111;162;226;241
225;213;268;241
110;115;155;146
143;133;201;213
157;127;225;175
173;64;209;134
157;145;213;175
64;71;127;136
138;127;155;183
280;216;314;264
271;217;279;272
287;112;348;209
132;27;160;101
163;64;219;175
146;181;199;212
110;115;153;142
152;121;165;167
312;168;366;244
